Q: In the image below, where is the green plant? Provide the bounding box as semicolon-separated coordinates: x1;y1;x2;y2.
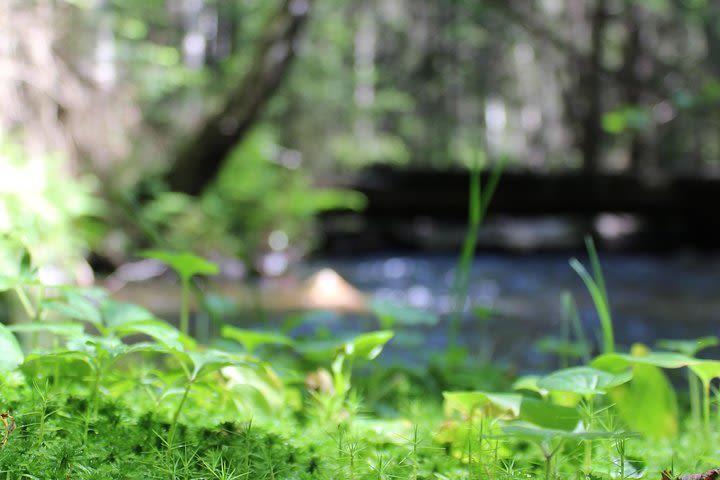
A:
570;236;615;354
448;157;506;350
140;250;219;336
0;138;101;278
657;336;719;429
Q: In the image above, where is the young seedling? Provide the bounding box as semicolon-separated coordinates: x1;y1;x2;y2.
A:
688;361;720;440
141;250;219;336
165;348;254;446
448;155;505;350
657;336;719;429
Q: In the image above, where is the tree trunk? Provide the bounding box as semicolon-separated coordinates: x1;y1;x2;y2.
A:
621;2;643;173
165;0;312;196
579;0;608;175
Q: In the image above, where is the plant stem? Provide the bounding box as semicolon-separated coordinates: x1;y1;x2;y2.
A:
703;380;711;441
84;367;102;445
180;278;190;336
448;155;505;350
13;286;36;319
689;371;701;429
449;163;481;349
412;425;419;480
169;380;193;446
584;395;594;472
545;455;552;480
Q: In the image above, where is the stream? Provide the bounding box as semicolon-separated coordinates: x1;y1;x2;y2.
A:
290;251;720;368
111;251;720;370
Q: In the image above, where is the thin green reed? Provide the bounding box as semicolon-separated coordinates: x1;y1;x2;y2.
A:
569;236;615;354
448;156;505;350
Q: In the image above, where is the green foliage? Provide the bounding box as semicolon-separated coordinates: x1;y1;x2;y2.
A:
141;129;366;263
537;366;633;397
222;325;294;354
0;138;100;275
0;323;23;371
141;249;218;335
570;236;615;354
443;391;580;431
602;106;652;134
610;362;678;439
141;250;219;281
448;155;506;349
3;252;720;478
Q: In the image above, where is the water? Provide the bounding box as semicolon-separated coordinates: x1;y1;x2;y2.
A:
111;251;720;370
291;252;720;368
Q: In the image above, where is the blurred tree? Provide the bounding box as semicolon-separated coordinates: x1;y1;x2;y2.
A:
165;0;313;196
6;0;720;263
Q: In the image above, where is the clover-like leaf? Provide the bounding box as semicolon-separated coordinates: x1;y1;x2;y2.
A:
689;360;720;386
592;352;698;373
140;250;218;282
114;319;190;351
443;391;580;431
538;366;632;396
222;326;294;354
343;330;394;360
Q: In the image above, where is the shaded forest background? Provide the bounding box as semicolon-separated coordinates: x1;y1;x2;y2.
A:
2;0;720;276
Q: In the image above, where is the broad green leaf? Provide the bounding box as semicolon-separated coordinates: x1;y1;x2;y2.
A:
512;375;547;396
173;349;253;381
344;330;394;360
538;366;632;396
443;391;580;430
114;320;188;350
295;330;394;363
101;299;156;328
65;334;129;364
140;250;219;281
295;338;343;362
23;350;96;373
0;323;24;371
9;321;84;337
444;391;521;416
42;291;102;328
609;363;678;439
126;342;174;356
689;360;720;386
368;299;437;328
592;352;698;373
224;363;284;415
656;337;719;357
222;325;294;353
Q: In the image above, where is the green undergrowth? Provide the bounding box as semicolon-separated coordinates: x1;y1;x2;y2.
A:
1;244;720;479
